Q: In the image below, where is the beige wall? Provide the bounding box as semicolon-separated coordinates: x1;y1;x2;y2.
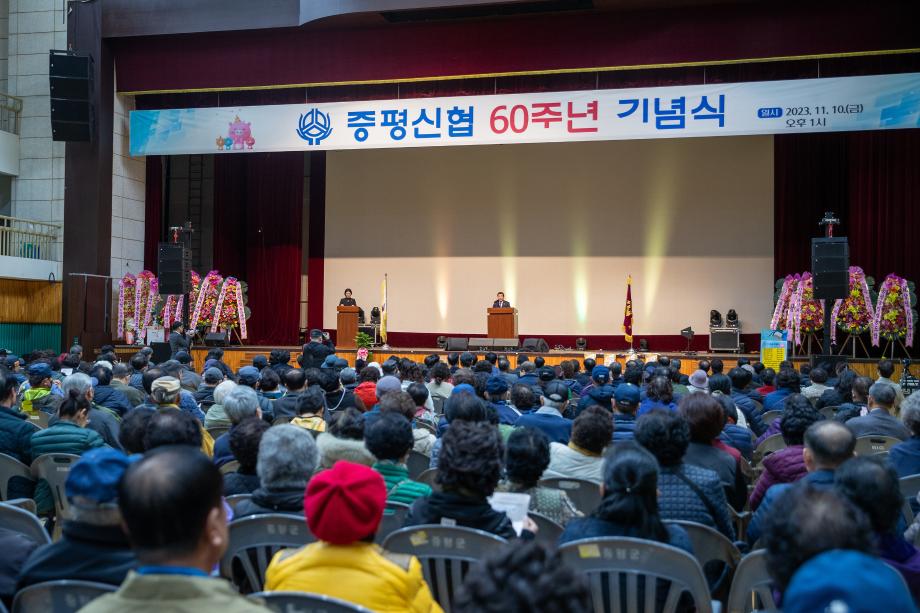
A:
325;136;774;336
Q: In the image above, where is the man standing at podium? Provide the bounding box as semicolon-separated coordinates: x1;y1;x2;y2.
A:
492;292;511;308
339;288;357;307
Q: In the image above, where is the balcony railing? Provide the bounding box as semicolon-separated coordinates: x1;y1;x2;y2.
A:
0;215;60;261
0;93;22;135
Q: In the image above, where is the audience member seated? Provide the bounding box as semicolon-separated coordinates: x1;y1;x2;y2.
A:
454;541;589;613
679;394;747;511
406;421;531;540
144;408;205;451
749;397;822;510
576;366;615;415
638;376;677;416
514;380;573;444
761;484;873;595
56;372;120;448
354;366;381;409
429;390;491;468
117;407;154;455
755;367;775;397
801;367;831;401
782;549;917;613
543;406;612;483
747;420;855;544
815;369;856;410
321;369;365;418
496;427;580;525
845;382;910;440
212;386;262;467
635;410;735;539
204;379;237;429
151;377;214;457
264;461;440;612
20;361;62;415
235;367;274;423
713;393;753;460
17;448;138;590
234;425;318;518
111;363;144;408
485;376;520;426
0;525;36;607
835;455;920;600
316;407;376;469
728;367;762;427
832;375;870;423
90;365;134;418
890;392;920;478
367;412;432;506
377;390;437;456
763;368;801;412
0;369;34;466
290;386;327;433
193;367;224;410
609;384;639;440
271;369;306;421
160;361;208;422
407;382;436;426
877;358;906;410
79;446;270;613
224;417;269;496
559;441;693;548
363;375;403;428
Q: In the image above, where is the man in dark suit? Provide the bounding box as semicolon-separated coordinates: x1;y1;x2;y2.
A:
492;291;511;308
339;288;357;307
301;329;335;369
846;382;910;440
167;322;190;359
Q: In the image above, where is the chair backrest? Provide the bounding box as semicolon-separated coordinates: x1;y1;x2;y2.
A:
528;511;563;549
382;525;508;612
406;450;431;480
208;425;230;439
667;521;741;570
818;405;837;420
272;416;294;426
4;497;37;514
416;468;440;491
726;550;776;613
226;493;253;512
760;410;782;425
900;474;920;524
220;513;316;593
220;460;241;475
249;592;372;612
30;453;80;520
432;396;445;415
750;400;763;414
558;536;713;613
854;435;902;456
0;452;34;501
415;420;438;436
0;502;50;544
538;477;602;516
752;434;786;465
376;502;410;545
11;580;116;613
26;412;49;429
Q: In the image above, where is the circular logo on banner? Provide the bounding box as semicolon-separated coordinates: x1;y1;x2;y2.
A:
296;109;333;145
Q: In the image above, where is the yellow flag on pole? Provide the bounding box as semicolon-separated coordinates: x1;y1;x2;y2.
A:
380;274;388;344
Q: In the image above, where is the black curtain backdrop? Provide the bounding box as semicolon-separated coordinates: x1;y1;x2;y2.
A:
213;152;303;345
774;128;920;285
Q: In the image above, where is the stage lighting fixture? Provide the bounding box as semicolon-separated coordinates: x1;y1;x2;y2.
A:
575;337;587;350
437;336;448;349
370;307;381;324
639;339;649;351
709;309;723;327
726;309;739;328
681;326;695;354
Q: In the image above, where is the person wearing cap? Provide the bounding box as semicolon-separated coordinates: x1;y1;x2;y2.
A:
17;448;138;590
151;376;215;458
173;351;203;392
513;380;573;445
167;321;191;360
80;446;272;613
575;366;615;416
301;329;334;370
612;383;641;441
111;363;145;407
236;366;275;423
193;366;225;411
264;461;440;612
484;375;519;426
362;375;402;429
159;360;208;423
90;364;134;418
20;361;63;415
3;354;25;385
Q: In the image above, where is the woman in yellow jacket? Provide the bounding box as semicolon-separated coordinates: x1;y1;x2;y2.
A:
264;461;442;613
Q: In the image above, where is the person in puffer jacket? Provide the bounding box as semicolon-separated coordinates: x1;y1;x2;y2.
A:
749;395;822;510
576;367;615;416
20;363;63;415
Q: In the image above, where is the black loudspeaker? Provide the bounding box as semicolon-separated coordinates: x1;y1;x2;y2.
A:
812;237;849;300
468;338;494;350
49;51;93;142
157;242;192;295
445;337;469;351
150;342;171;364
493;338;520;351
521;338;549;353
204;332;229;347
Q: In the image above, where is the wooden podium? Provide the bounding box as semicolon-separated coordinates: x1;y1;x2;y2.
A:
336;305;360;349
487;307;518;338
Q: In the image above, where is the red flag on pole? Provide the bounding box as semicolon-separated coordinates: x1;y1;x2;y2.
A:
623;275;633;344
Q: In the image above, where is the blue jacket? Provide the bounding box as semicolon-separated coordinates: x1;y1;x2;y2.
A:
491;402;521;426
515;410;572;444
613;413;637;442
92;385;133;418
763;388;794;412
719;424;754;460
362;406;382;430
212;428;235;467
128;372;144;392
179;390;207;423
577;385;614;415
637;398;677;417
516;373;540;390
747;469;835;544
0;405;34;464
890;436;920;479
731;389;766;437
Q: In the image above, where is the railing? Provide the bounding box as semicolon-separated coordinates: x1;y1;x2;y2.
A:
0;92;22;135
0;215;60;261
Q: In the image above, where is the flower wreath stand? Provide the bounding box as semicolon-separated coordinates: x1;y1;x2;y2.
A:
872;274;915;359
830;267;876;359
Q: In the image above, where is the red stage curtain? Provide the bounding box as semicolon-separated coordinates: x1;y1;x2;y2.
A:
775;128;920;283
213;152;304;344
143;156;163;271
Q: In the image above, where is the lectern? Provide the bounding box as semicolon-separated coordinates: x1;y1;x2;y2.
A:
336;305;360;349
487;307;518;338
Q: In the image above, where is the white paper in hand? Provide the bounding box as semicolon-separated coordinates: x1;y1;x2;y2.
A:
488;492;531;535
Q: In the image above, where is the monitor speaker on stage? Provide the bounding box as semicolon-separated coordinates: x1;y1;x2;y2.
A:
521;338;549;353
812;237;849;300
493;338;520;351
445;337;469;351
157;242;192;295
468;338;493;350
49;51;94;142
150;342;171;364
204;332;229;347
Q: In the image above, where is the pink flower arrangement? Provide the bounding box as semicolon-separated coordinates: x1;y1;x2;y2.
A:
211;276;248;339
190;270;223;330
134;271;159;335
117;273;137;340
830;266;874;343
872;274;915;347
770;275;798;331
788;272;824;347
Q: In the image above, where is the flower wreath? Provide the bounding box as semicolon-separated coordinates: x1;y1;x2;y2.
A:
872;274;915;347
829;266;874;344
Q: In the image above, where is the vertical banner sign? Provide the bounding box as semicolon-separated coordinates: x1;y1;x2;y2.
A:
760;329;789;371
623;275;633;345
131;73;920;156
